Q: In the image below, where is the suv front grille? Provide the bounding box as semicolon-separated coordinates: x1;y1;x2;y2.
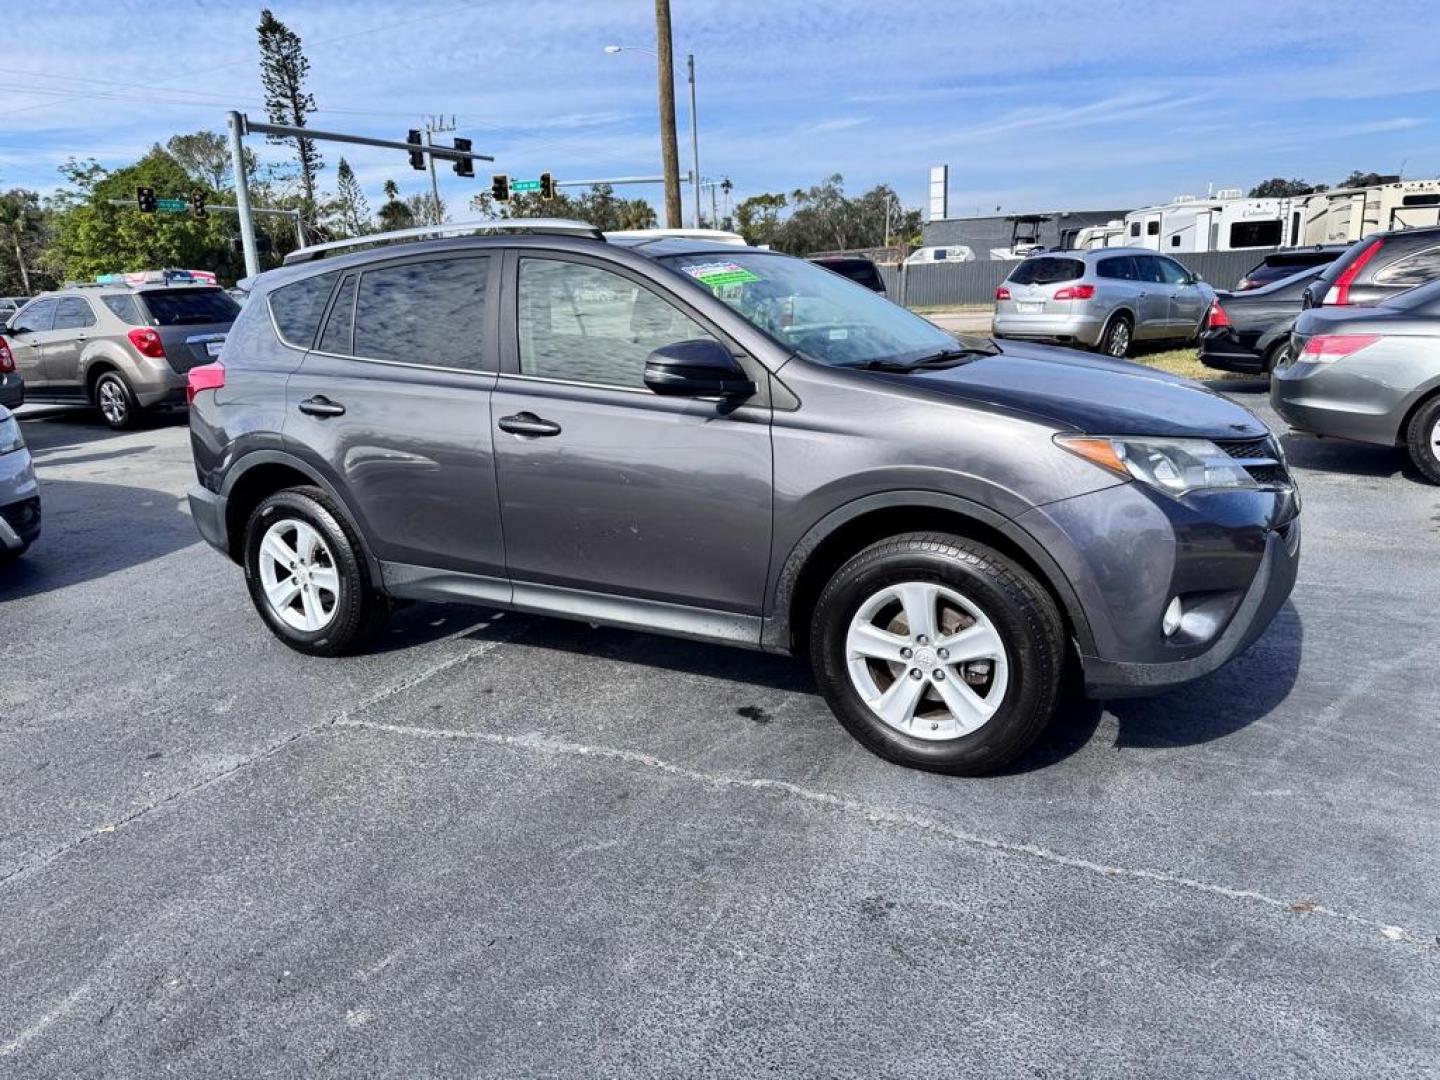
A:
1215;437;1291;488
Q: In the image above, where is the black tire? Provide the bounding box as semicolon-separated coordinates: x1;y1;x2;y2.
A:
93;370;141;430
0;543;30;563
1098;313;1133;359
1264;338;1292;374
1405;395;1440;485
242;486;388;656
809;532;1065;776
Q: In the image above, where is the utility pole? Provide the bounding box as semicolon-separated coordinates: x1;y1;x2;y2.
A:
654;0;683;228
423;114;455;226
686;54;701;228
228;111;260;278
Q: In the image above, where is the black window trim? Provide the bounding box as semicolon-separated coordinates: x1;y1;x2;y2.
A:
303;252;498;375
498;248;764;403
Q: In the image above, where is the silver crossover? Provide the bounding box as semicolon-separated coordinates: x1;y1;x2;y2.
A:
993;248;1214;357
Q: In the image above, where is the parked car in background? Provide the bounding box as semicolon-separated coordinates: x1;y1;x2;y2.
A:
0;297;26;323
188;221;1299;777
903;245;976;265
0;404;40;559
1274;278;1440;483
1234;246;1345;291
809;255;887;293
1199;266;1328;375
1302;225;1440;309
2;272;239;429
993;248;1214;357
0;331;23;409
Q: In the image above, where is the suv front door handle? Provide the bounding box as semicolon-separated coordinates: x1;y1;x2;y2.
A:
498;411;562;437
298;395;346;418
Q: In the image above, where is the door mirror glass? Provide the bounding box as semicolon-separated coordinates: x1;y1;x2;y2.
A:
643;339;756;398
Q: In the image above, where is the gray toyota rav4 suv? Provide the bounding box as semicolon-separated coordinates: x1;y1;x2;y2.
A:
188;221;1300;775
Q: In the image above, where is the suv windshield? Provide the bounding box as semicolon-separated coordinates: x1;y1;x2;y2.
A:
1008;257;1084;286
138;288;241;327
658;252;958;368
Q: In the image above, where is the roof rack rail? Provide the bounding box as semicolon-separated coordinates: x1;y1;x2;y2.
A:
282;218;606;266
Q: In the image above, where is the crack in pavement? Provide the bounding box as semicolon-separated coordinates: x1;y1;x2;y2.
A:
333;718;1440;952
0;623;514;892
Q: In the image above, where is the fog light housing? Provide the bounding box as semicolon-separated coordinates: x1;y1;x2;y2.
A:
1162;597;1183;638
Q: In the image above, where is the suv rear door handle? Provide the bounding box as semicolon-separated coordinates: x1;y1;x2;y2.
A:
498;411;561;437
298;395;346;418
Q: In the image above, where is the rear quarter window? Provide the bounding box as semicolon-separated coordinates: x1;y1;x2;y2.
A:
101;294;145;325
267;271;340;347
1373;245;1440;287
1008;257;1084;286
1096;256;1135;280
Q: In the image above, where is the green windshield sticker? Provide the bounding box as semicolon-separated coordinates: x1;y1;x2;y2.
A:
682;261;760;288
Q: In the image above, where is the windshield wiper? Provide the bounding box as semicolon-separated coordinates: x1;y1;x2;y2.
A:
849;346;997;373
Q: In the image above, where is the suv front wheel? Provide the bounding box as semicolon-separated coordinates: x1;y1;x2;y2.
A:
810;533;1064;775
242;487;389;655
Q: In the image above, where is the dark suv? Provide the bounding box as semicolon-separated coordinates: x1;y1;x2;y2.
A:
1302;225;1440;309
187;222;1300;775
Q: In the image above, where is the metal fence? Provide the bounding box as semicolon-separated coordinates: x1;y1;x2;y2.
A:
880;250;1270;307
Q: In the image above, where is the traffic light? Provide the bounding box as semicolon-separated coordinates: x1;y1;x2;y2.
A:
191;190;207;219
539;172;555;201
491;174;510;202
407;129;425;171
136;186;157;214
453;137;474;178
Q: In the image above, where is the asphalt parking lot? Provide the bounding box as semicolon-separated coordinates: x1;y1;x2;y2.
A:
2;383;1438;1078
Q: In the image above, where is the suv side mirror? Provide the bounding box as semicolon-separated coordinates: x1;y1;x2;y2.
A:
643;339;756;399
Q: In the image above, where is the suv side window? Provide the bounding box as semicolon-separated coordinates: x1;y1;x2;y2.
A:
1374;245;1440;287
269;270;340;348
516;258;717;390
52;297;98;331
11;298;57;333
1155;257;1190;285
351;256;490;369
102;294;145;325
1096;256;1134;281
318;273;358;356
1134;256;1166;284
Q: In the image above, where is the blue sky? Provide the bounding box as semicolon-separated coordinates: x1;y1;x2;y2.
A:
2;0;1437;221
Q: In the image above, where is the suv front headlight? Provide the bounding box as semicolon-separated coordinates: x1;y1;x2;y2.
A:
0;413;23;455
1055;434;1258;497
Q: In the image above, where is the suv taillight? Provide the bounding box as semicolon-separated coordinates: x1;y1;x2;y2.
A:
187;361;225;404
995;286;1011;300
1053;284;1095;300
1323;238;1383;306
0;336;13;374
1207;298;1230;329
127;327;166;358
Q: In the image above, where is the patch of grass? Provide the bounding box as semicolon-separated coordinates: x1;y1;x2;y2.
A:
909;303;993;315
1128;345;1250;383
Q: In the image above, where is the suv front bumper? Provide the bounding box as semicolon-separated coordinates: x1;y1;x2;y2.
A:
1016;479;1301;699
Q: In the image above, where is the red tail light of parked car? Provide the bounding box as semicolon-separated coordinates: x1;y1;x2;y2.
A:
0;336;14;374
1324;239;1384;306
1053;284;1095;301
1299;333;1381;364
187;361;225;404
995;286;1011;301
127;327;167;359
1207;299;1231;329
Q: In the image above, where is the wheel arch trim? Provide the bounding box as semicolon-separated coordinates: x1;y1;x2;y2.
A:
762;489;1096;656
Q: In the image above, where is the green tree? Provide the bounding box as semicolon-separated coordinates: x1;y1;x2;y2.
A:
470;184;656;231
734;176;920;255
47;149;239;283
735;192;787;247
331;157;371;236
1248;177;1314;198
166;130;256;190
0;190;51;296
257;8;322;216
376;179;415;231
1338;170;1392;189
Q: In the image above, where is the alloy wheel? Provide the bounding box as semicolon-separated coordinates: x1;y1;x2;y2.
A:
98;378;128;426
845;580;1010;741
1106;321;1130;357
257;518;341;632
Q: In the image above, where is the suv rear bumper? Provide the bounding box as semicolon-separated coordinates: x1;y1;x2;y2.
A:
992;311;1104;347
188;484;230;556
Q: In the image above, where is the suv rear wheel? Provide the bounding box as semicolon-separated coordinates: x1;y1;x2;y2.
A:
809;533;1064;775
93;370;139;430
1099;314;1132;359
242;487;389;655
1405;395;1440;485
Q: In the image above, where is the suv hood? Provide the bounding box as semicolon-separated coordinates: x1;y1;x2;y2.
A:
900;341;1269;439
